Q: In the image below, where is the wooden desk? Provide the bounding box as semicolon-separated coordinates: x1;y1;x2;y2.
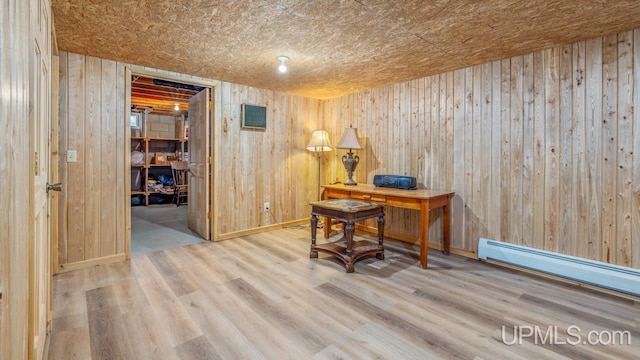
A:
321;184;454;269
310;199;385;273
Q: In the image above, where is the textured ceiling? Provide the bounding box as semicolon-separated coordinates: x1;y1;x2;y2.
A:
52;0;640;99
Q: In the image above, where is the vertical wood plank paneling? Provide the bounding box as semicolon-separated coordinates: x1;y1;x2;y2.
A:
585;37;603;261
284;92;293;221
100;59;117;257
463;68;474;249
410;80;420;185
432;73;448;241
377;86;388;176
218;81;232;234
439;73;448;190
232;83;242;229
521;53;534;248
410;80;421;234
489;61;501;239
392;83;401;177
389;82;405;235
544;48;560;252
602;33;618;263
116;62;126;256
471;66;482;244
66;53;86;263
633;30;640;270
370;89;378;183
84;56;102;259
510;56;523;244
398;82;408;175
1;1;31;357
532;51;546;251
452;70;465;247
572;41;587;259
479;63;492;238
285;91;294;221
57;51;69;265
233;85;244;226
423;76;432;188
500;59;511;242
559;44;573;255
430;75;439;190
446;72;455;190
616;31;633;267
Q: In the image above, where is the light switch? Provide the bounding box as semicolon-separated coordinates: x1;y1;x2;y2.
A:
67;150;77;163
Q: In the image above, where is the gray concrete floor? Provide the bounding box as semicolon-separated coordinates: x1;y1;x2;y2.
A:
131;205;206;256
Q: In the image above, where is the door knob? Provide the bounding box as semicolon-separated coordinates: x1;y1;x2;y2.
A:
46;182;63;192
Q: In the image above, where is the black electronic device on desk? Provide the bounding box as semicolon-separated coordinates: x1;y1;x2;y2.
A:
373;175;417;190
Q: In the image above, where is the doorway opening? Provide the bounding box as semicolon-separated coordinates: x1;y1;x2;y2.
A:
129;74;210;255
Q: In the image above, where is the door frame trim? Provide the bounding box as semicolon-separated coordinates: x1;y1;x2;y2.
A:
124;66;218;258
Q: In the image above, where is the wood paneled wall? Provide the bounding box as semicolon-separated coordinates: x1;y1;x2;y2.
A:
214;83;322;236
124;69;323;238
323;30;640;269
1;0;44;358
58;52;127;267
57;52;323;266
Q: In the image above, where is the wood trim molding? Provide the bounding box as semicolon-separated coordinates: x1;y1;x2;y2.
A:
57;254;127;274
216;219;309;241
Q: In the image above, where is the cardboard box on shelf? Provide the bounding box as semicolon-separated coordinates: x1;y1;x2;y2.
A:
153;152;168;164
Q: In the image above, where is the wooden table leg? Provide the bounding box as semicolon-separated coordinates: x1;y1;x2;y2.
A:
442;200;451;255
419;201;430;268
344;222;355;273
310;214;318;258
376;214;385;260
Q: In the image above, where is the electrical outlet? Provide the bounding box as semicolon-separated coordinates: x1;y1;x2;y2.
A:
263;202;270;212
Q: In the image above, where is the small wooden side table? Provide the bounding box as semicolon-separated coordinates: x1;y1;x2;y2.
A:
310;199;385;273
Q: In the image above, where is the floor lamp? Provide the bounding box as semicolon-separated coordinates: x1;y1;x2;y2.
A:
306;130;332;201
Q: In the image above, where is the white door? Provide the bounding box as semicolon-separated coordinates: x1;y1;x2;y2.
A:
188;89;211;239
29;0;53;358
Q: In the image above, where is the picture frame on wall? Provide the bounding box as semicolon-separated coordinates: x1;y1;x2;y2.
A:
241;103;267;130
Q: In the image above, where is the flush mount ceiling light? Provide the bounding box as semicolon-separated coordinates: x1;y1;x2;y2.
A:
277;56;289;73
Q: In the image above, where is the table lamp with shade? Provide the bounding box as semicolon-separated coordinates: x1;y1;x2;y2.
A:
306;130;332;200
335;125;363;185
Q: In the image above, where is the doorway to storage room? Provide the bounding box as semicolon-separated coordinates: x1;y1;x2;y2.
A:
129;75;207;256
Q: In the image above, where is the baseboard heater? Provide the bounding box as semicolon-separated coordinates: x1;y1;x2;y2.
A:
477;238;640;297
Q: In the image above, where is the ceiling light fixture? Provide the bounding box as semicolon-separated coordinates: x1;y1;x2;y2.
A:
277;56;289;73
174;103;180;111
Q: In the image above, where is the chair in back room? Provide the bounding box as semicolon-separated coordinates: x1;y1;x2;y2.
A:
170;161;189;206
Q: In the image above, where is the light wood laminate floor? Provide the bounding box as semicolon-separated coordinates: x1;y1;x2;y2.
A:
48;226;639;359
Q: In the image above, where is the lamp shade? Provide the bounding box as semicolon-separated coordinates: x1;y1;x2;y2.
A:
306;129;332;152
335;126;362;150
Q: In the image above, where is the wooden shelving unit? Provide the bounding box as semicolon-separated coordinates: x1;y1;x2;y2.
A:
131;136;186;206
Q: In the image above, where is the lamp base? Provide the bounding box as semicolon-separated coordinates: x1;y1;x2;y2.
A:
341;151;360;187
344;178;357;186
